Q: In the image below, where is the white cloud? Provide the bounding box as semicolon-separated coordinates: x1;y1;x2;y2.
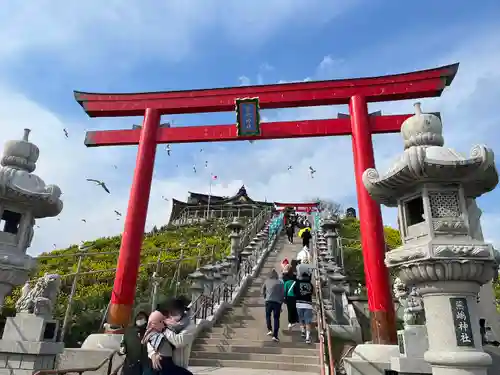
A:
0;0;356;66
0;10;500;257
238;76;251;86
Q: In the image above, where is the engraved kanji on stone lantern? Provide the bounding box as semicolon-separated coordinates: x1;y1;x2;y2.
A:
362;103;498;375
0;129;63;308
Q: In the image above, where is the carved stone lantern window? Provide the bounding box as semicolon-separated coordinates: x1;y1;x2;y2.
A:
399;185;470;244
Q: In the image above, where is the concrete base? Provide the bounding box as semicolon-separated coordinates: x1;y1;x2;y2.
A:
330;323;363;344
57;348;123;375
0;340;64;375
484;346;500;375
3;314;59;342
344;344;399;375
398;326;428;358
391;356;431;374
80;333;123;350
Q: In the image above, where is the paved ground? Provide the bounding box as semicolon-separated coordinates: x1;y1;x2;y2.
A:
190;366;314;375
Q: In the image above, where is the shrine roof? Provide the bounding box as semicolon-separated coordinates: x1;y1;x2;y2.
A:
175;186;273;206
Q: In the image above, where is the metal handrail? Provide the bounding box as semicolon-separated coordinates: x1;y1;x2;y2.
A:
310;214;336;375
34;350;117;375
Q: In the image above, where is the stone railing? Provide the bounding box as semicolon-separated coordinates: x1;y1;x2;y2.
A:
310;213;363;343
170;206;269;226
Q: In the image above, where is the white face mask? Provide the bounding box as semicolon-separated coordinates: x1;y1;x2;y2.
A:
136;319;147;327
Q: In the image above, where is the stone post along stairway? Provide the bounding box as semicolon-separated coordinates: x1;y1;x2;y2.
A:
189;237;321;373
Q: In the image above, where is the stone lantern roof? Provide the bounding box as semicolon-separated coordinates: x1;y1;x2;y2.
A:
0;129;63;217
362;103;498;206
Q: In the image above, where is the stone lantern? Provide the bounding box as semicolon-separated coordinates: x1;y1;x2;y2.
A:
362;103;498;375
219;260;232;282
241;244;253;261
0;129;63;308
200;264;215;295
188;270;206;305
321;216;340;263
226;218;244;278
255;232;265;258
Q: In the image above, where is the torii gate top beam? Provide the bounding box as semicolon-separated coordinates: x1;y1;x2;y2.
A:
83;115;412;147
74;63;458;117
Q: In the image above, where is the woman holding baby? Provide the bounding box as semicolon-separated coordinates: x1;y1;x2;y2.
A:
142;297;196;375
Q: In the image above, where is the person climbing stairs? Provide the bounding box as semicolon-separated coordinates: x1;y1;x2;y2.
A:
189;236;321;373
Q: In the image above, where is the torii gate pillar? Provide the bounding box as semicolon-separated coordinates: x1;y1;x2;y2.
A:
350;95;396;342
108;109;161;326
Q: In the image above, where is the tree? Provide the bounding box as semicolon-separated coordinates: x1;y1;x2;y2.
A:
340;217;402;285
310;197;342;217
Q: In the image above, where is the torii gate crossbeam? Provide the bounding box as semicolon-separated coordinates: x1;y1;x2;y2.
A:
74;63;458;345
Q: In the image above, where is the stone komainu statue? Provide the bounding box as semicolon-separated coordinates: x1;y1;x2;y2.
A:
15;273;61;317
393;277;425;326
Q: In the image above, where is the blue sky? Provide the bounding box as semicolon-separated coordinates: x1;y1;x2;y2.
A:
0;0;499;254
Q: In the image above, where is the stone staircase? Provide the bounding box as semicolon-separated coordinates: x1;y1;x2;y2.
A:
189;236;321;374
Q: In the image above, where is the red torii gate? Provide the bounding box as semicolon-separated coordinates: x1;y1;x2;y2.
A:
75;63;458;344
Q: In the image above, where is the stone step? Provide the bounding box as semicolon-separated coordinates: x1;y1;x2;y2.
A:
194;337;320;349
233;302;267;307
214;320;296;328
188;358;321;373
239;289;263;294
212;320;303;328
201;332;319;342
217;310;269;317
207;325;315;333
191;344;318;356
214;317;318;327
189;241;316;373
243;291;266;297
190;351;319;365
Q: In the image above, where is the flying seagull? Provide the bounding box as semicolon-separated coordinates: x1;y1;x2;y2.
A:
166;144;171;156
193;165;197;173
113;165;118;169
161;196;169;201
288;165;292;171
205;161;208;168
114;210;122;216
81;219;87;223
86;179;111;194
309;166;316;178
63;129;69;138
200;148;203;153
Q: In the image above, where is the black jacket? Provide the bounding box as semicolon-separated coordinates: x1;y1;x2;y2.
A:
293;279;314;304
121;325;148;364
301;230;312;245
